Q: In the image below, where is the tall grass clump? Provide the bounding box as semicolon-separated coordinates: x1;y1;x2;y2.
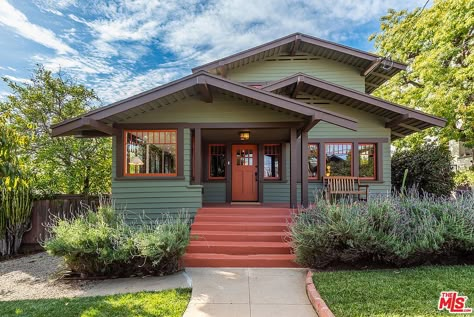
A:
291;192;474;268
43;203;191;277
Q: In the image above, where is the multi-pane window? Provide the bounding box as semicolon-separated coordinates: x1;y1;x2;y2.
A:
359;144;376;179
125;130;177;176
325;143;352;176
264;144;281;179
308;144;319;179
209;144;226;179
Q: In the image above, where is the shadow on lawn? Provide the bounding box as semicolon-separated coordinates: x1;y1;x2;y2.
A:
0;289;192;317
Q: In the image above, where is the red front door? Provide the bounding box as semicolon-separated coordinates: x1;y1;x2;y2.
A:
232;144;258;201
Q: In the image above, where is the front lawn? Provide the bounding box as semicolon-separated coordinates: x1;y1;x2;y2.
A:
313;266;474;317
0;288;192;317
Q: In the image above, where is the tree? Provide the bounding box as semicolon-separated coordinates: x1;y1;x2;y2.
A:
0;113;33;256
0;65;111;196
392;142;455;197
370;0;474;148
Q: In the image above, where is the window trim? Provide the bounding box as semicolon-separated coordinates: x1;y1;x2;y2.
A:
263;144;282;180
123;129;178;177
308;143;320;180
324;142;354;177
358;143;377;180
208;144;226;180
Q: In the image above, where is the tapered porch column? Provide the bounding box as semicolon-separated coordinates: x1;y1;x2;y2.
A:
300;130;309;207
290;128;297;208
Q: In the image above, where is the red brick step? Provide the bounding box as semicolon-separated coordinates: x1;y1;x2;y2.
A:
182;253;299;268
190;231;289;242
191;221;288;232
186;241;292;255
194;214;291;223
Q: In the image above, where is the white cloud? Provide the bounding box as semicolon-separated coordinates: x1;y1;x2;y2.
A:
0;0;76;54
0;90;10;99
3;75;31;84
89;67;184;103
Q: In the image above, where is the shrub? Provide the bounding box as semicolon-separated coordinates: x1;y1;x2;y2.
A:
290;193;474;268
454;170;474;189
391;143;455;197
44;204;190;277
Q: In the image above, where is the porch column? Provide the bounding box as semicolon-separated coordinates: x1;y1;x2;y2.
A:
194;128;202;185
300;130;309;207
290;128;297;208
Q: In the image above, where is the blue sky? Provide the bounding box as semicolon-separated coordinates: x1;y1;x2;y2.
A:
0;0;427;104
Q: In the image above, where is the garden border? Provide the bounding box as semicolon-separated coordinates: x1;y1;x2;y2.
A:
305;270;335;317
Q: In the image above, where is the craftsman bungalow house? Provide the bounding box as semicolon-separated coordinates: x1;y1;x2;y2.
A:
52;33;446;222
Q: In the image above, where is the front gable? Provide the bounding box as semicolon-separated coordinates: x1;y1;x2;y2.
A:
226;54;365;92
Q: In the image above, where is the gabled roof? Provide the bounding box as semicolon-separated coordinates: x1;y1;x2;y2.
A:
261;73;446;140
192;33;407;93
51;71;358;137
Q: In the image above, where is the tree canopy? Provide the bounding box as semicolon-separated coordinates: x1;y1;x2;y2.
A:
0;65;111;196
371;0;474;147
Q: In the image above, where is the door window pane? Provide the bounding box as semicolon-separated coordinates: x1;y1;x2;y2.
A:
236;148;253;166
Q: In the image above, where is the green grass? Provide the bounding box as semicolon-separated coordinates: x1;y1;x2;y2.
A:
313;266;474;317
0;288;192;317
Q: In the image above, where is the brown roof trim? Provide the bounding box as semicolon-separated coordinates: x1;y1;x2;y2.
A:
52;72;358;136
261;73;446;128
192;33;407;73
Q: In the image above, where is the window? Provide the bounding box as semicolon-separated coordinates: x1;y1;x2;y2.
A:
264;144;281;179
308;144;319;179
125;130;177;176
359;144;376;179
325;143;352;176
209;144;226;179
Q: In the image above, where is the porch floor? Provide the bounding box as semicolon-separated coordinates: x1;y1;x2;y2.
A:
183;206;299;268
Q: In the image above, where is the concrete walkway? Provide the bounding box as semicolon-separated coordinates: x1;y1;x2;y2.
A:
184;268;316;317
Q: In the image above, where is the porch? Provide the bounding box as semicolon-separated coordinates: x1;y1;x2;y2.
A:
192;125;310;208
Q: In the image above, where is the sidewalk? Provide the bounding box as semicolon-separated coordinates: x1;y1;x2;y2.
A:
184;268;316;317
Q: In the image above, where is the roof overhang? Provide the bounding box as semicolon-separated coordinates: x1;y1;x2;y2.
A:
52;72;358;137
262;73;446;140
192;33;407;93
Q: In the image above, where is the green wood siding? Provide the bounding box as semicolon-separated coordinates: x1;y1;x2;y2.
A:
111;129;202;223
227;56;365;92
120;94;302;124
203;182;226;203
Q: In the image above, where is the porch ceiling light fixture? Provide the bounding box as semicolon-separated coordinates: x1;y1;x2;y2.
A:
129;156;144;166
239;131;250;141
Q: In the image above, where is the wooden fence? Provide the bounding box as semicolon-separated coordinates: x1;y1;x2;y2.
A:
22;195;106;248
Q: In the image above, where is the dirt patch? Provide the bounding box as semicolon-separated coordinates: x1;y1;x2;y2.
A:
0;252;96;301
